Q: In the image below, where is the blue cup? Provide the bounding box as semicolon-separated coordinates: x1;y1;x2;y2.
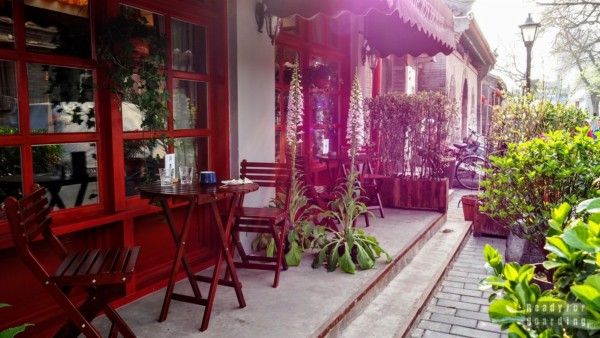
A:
200;171;217;185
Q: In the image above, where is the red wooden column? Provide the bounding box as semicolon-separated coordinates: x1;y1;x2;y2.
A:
372;58;381;98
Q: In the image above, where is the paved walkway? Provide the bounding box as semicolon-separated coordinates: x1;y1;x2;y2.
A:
410;235;507;338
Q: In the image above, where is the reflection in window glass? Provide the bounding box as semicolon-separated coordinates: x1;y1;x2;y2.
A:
24;0;91;58
32;142;98;210
0;146;21;219
172;19;206;73
173;79;207;129
119;5;166;132
175;137;208;173
0;1;14;49
0;60;18;135
27;63;95;133
124;140;167;196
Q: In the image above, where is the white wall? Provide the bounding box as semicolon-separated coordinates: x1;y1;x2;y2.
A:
229;0;276;208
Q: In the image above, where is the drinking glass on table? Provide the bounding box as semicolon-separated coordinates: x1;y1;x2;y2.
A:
179;166;194;185
159;168;174;186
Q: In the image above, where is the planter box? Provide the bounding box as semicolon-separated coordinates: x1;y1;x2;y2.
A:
380;177;448;212
473;208;509;238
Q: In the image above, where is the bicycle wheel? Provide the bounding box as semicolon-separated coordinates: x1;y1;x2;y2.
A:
455;155;488;190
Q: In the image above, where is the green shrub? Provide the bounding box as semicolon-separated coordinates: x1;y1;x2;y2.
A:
481;198;600;337
366;91;456;178
480;129;600;249
487;95;588;153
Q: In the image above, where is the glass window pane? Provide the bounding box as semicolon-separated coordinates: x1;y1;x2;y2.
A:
0;60;18;135
27;63;95;133
172;19;206;73
173;79;208;129
24;0;91;58
0;146;21;220
175;137;208;172
0;1;14;49
32;142;98;210
120;5;165;35
119;6;166;132
124;139;167;196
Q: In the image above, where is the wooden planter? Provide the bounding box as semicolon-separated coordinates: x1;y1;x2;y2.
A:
380;177;448;212
473;207;509;238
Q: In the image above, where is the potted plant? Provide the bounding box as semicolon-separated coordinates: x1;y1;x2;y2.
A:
366;91;456;212
480;129;600;263
312;75;391;273
480;198;600;337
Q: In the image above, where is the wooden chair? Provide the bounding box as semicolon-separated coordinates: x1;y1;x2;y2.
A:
5;185;140;338
231;160;290;288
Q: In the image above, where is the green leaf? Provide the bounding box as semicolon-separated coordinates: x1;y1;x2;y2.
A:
563;225;595;252
544;236;571;259
355;243;374;270
0;324;33;338
576;197;600;214
312;247;327;269
506;323;529;338
489;299;525;325
0;304;9;309
285;241;303;267
571;285;600;311
339;246;356;274
585;274;600;291
266;238;276;258
503;263;519;282
551;202;571;227
327;243;341;272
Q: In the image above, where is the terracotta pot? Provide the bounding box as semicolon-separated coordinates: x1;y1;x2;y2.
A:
460;194;478;221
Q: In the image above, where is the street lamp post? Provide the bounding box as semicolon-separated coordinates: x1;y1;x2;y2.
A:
519;13;541;92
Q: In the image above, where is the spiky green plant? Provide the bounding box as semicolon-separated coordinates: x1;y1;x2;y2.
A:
312;75;391;274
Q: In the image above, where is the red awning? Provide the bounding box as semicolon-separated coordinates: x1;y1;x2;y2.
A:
263;0;456;57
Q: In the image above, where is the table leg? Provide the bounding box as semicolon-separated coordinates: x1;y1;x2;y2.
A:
158;198;203;301
158;197;200;322
200;197;245;331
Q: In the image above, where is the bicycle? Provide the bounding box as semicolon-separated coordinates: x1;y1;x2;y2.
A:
452;130;490;190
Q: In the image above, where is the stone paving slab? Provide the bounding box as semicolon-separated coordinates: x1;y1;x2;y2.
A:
90;208;443;338
409;235;508;338
339;192;472;338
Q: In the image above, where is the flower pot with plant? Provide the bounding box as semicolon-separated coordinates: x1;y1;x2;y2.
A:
480;129;600;264
367;91;456;212
312;75;391;274
480;198;600;337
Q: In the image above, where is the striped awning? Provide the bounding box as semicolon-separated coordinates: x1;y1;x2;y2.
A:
263;0;456;56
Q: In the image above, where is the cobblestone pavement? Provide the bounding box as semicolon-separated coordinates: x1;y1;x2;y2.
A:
410;235;507;338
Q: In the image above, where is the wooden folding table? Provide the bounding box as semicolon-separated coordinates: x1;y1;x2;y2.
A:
139;182;259;331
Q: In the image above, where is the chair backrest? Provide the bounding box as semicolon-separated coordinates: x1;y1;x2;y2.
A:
240;160;291;209
4;184;67;281
240;160;290;187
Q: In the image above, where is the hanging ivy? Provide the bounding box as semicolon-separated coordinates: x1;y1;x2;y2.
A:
97;7;169;131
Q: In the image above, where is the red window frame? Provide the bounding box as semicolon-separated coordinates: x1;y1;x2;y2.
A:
274;15;351;167
0;0;230;238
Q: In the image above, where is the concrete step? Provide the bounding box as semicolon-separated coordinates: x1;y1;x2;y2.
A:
326;192;472;338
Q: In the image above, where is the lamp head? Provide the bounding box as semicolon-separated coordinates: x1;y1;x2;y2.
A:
519;13;540;46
